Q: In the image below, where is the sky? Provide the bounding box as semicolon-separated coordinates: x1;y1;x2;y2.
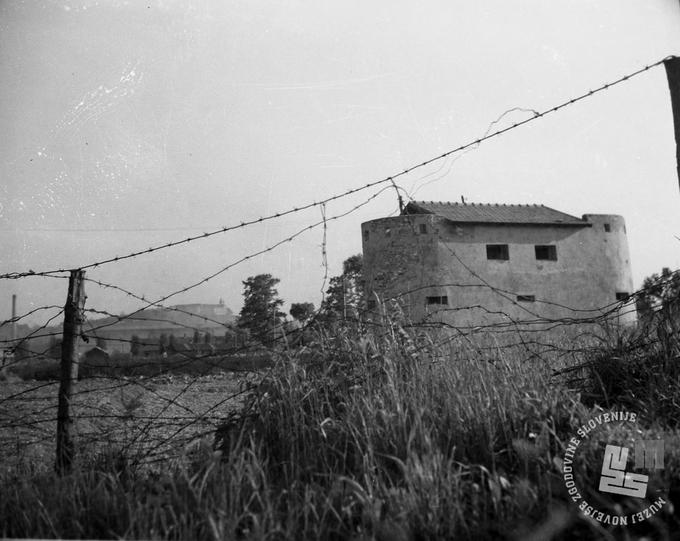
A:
2;0;680;326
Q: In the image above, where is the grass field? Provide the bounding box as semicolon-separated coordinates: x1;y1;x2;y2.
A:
0;371;248;474
1;324;679;540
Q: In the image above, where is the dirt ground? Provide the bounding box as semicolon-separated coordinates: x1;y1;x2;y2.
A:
0;371;253;473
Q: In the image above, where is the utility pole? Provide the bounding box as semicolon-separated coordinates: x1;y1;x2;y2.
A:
55;269;86;474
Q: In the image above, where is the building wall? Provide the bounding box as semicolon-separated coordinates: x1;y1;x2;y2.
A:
361;213;635;330
80;303;235;354
84;324;232;354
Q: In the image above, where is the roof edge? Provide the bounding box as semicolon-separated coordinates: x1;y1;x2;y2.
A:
403;200;589;226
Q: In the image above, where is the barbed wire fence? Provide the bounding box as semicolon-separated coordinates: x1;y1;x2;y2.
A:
0;56;678;475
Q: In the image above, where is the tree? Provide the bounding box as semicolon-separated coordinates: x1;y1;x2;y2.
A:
14;338;31;362
320;254;364;321
224;327;237;349
130;334;141;357
290;302;315;323
635;267;680;358
238;274;285;346
48;336;62;359
637;267;680;327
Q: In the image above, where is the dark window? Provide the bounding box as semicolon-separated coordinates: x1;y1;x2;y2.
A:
367;299;377;310
486;244;509;260
426;296;448;305
419;223;427;234
363;229;369;241
517;295;535;302
535;245;557;261
615;292;629;301
604;223;611;232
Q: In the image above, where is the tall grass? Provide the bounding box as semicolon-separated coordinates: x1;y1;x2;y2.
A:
1;320;678;539
579;329;680;428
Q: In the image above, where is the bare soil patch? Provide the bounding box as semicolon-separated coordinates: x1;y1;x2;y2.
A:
0;371;252;472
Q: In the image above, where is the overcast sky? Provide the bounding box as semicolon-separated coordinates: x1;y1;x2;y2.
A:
2;0;680;325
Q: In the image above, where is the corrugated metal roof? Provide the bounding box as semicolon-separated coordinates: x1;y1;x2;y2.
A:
403;201;588;226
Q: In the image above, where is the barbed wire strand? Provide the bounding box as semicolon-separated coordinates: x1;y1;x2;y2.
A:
0;56;672;282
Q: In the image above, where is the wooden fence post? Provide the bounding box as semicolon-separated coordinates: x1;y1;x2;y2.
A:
55;269;86;474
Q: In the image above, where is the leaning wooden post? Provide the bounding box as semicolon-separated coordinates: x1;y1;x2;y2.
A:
55;269;86;474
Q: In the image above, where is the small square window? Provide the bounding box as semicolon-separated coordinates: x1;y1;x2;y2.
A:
535;245;557;261
615;292;629;301
604;223;611;232
517;295;535;302
426;296;448;305
419;224;427;234
367;299;377;310
486;244;509;260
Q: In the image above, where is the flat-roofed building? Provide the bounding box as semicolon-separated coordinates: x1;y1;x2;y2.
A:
361;201;635;333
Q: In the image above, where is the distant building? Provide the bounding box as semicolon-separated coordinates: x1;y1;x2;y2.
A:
81;300;235;354
83;346;110;366
361;201;635;332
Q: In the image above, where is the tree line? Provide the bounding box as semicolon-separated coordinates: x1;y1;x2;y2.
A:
12;259;678;360
238;254;364;346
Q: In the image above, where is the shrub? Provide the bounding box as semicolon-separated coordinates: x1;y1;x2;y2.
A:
580;320;680;427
